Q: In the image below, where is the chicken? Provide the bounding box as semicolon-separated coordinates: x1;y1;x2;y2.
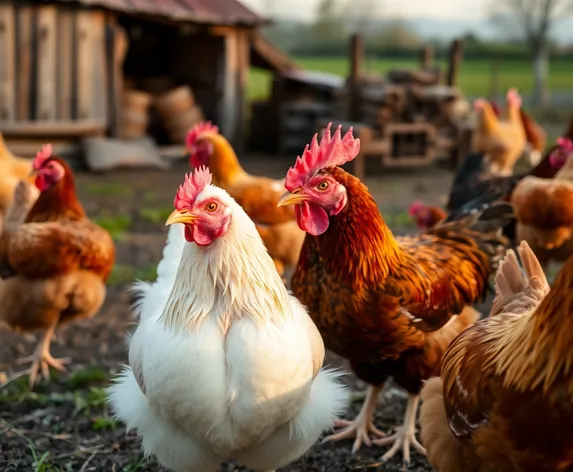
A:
0;132;40;233
256;220;305;280
512;137;573;268
0;144;115;387
472;88;527;175
419;240;573;472
186;121;295;225
107;166;348;472
408;200;446;230
276;123;512;465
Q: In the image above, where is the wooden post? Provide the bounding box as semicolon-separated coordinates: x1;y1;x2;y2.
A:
419;46;433;70
16;6;33;120
36;5;58;120
233;28;249;154
217;29;239;147
0;4;16;121
446;38;463;87
56;9;74;120
349;33;363;121
107;20;128;138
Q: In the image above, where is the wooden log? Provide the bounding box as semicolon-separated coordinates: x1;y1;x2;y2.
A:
15;6;33;121
36;5;57;120
56;9;74;120
0;4;16;121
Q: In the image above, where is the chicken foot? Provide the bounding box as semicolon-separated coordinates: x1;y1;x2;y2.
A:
372;393;426;467
17;322;70;388
321;385;385;453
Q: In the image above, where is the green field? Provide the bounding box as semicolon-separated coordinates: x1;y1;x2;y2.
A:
248;57;573;103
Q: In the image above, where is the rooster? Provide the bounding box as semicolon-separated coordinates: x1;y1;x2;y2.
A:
0;144;115;387
276;123;513;465
420;240;573;472
108;167;348;472
186;121;295;225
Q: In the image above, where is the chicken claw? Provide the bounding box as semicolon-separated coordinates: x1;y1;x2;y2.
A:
16;323;69;388
321;385;384;453
372;394;426;467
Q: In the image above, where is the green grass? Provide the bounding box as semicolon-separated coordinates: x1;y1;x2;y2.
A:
247;57;573;103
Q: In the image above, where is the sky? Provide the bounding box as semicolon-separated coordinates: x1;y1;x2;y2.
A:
241;0;489;22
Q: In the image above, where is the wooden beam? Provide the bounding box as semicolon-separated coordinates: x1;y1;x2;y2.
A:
0;4;16;121
36;5;58;120
349;34;363;121
233;29;249;154
15;6;33;120
0;119;106;137
218;30;239;145
56;9;74;120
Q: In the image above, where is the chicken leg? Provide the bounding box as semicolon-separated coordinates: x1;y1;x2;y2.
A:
372;394;426;466
320;385;385;453
17;321;69;388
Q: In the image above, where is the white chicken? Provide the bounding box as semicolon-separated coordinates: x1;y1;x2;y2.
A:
107;166;349;472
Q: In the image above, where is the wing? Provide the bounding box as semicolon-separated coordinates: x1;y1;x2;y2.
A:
231;178;295;225
447;174;518;214
7;220;115;280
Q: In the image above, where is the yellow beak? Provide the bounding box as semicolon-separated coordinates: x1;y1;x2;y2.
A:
29;169;38;177
277;191;309;207
165;209;198;226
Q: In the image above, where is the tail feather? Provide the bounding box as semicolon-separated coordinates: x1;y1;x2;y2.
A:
420;377;478;472
490;241;549;317
130;224;186;321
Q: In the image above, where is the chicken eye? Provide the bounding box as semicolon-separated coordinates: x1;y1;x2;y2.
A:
317;180;329;191
206;202;218;212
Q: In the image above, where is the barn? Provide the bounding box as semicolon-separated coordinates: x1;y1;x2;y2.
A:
0;0;294;158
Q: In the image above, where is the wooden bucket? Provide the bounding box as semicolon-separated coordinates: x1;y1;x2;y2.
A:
154;86;195;121
120;109;149;139
123;90;153;112
165;106;205;144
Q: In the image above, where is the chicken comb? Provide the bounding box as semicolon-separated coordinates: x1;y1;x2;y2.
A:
548;137;573;169
506;88;522;108
32;143;53;170
185;121;219;150
174;165;213;210
408;200;426;216
284;123;361;191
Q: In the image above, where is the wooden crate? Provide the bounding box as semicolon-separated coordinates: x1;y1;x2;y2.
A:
0;4;108;137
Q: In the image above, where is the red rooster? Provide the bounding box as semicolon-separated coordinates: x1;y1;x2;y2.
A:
277;124;512;465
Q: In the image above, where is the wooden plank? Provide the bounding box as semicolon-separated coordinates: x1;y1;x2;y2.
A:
15;6;33;120
75;10;99;121
36;5;57;120
90;11;108;123
56;9;74;120
0;119;105;136
233;29;249;154
217;30;238;144
4;138;78;157
108;21;128;138
0;4;16;121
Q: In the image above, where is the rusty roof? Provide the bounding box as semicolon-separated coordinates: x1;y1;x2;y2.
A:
54;0;265;26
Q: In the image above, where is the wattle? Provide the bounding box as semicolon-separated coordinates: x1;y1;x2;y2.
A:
35;174;48;191
296;201;330;236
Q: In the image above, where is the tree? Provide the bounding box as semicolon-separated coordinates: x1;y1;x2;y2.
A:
492;0;573;107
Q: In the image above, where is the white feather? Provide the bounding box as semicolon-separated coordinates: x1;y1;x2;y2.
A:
108;185;349;472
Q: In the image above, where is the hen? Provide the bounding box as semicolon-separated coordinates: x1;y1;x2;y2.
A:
472;88;527;176
186;121;295;225
512;137;573;268
108;167;348;472
419;240;573;472
277;123;512;465
0;132;40;233
256;220;305;280
0;144;115;387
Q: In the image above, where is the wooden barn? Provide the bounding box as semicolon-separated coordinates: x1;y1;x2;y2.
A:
0;0;272;157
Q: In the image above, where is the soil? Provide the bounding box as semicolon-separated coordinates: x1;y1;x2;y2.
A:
0;155;492;472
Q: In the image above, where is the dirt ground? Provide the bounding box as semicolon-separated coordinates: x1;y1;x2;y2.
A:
0;155;483;472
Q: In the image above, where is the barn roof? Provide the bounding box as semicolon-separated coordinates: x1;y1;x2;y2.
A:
55;0;265;26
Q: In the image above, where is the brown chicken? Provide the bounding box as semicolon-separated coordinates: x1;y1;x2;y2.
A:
255;220;305;280
419;240;573;472
276;123;512;465
186;121;295;225
473;88;527;175
0;144;115;387
409;200;447;230
0;133;40;232
512;137;573;268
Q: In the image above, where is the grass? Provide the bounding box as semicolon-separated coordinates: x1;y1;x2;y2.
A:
92;212;132;241
247;57;573;103
84;182;134;198
108;263;157;286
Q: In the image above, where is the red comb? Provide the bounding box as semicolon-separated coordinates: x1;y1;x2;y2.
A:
557;137;573;152
408;200;425;216
174;166;213;210
185;121;219;150
284;123;360;191
33;143;53;170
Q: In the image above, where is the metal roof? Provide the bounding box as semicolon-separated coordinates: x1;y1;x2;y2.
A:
54;0;265;26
